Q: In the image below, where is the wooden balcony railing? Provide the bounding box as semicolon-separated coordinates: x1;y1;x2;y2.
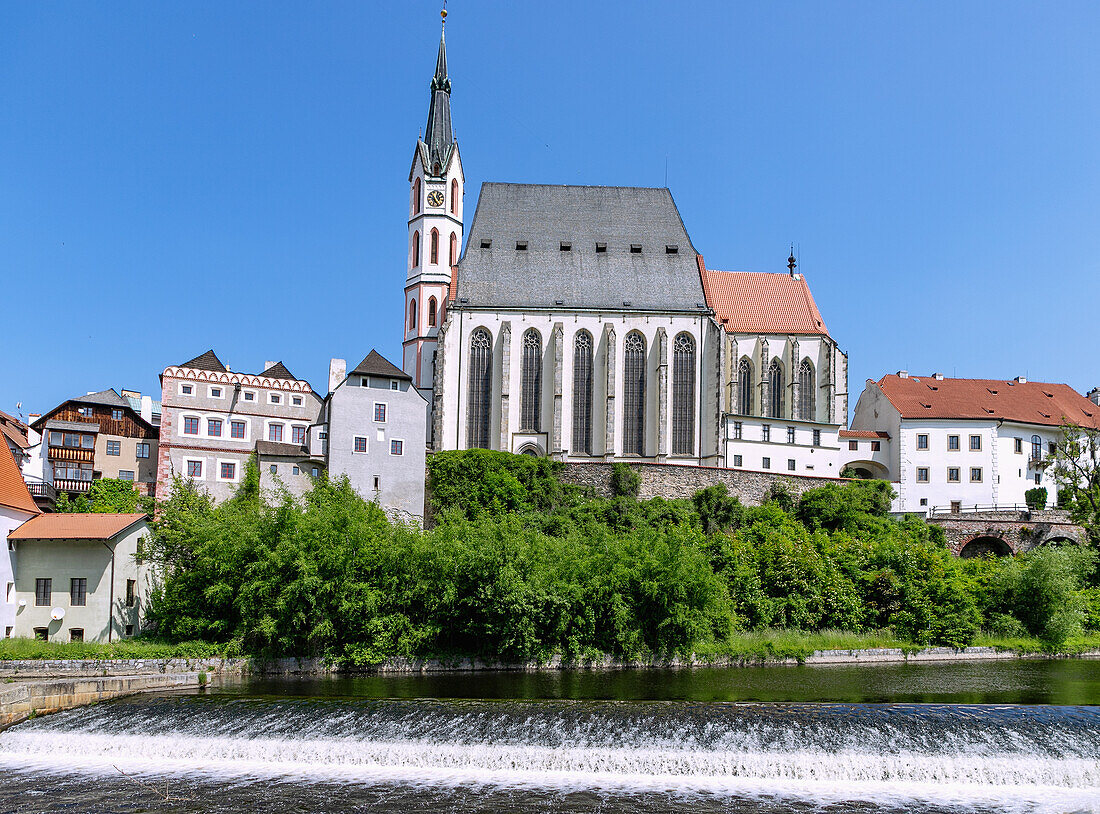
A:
25;482;57;502
54;478;92;493
48;446;95;463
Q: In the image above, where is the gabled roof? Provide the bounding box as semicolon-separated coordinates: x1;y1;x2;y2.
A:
72;388;129;409
701;261;829;336
350;350;412;381
31;388;155;433
261;362;296;380
455;183;706;312
876;374;1100;429
0;442;38;516
179;349;228;372
0;410;29;450
9;513;147;541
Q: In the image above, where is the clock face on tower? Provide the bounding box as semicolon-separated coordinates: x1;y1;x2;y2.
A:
427;190;445;208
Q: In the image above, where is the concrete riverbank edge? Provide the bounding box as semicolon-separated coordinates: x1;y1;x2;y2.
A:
2;646;1100;679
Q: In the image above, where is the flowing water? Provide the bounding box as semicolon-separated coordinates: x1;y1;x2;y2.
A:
2;660;1099;813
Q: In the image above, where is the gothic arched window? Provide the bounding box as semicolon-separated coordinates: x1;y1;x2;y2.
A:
768;358;784;418
450;178;459;214
430;228;439;265
449;232;458;266
413;177;421;215
467;329;492;449
737;357;753;416
408;299;417;331
412;231;420;267
623;332;646;455
572;331;593;454
428;297;437;327
798;359;815;421
520;329;542;432
672;333;695;455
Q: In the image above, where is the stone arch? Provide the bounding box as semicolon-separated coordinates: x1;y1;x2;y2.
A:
959;535;1013;558
516;442;544;457
844;460;889;480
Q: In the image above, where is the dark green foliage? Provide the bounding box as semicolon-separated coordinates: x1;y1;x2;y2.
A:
1025;487;1048;510
144;451;1085;661
55;478;152;514
609;462;641;499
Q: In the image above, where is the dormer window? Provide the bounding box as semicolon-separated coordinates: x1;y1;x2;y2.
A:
480;239;492;249
665;245;679;254
515;241;528;251
560;241;571;251
595;243;607;253
630;244;642;254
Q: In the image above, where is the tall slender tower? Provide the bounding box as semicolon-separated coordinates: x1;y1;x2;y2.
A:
404;8;463;435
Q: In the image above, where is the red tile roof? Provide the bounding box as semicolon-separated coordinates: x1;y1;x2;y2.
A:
699;256;829;336
877;374;1100;429
0;443;38;515
839;429;891;439
8;513;147;541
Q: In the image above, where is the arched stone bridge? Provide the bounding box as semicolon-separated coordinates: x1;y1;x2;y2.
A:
925;509;1086;557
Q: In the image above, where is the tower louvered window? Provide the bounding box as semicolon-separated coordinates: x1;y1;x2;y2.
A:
467;329;492;449
520;329;542;431
572;331;593;454
798;359;815;421
672;333;695;455
769;359;784;419
738;358;753;416
430;228;439;264
623;332;646;455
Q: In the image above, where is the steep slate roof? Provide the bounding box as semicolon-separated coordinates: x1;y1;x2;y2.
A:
701;262;829;336
9;513;146;541
179;349;228;372
876;374;1100;429
261;362;297;380
455;183;706;311
0;442;38;515
419;21;455;177
350;350;412;381
72;388;129;408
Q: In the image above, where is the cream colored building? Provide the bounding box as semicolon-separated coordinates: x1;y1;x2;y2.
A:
8;513;152;643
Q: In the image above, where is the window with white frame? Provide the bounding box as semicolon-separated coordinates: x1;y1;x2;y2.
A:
292;425;306;445
209;386;223;398
208;418;223;437
390;439;404;456
269;393;281;405
180;384;193;395
230;420;246;439
354;437;367;453
183;416;200;435
390;380;399;391
292;396;303;406
268;424;283;442
374;403;387;423
186;459;203;478
218;461;237;481
243;391;256;402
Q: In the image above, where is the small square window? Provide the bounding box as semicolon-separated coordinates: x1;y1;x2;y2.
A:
180;384;193;395
595;242;607;253
34;627;48;641
374;404;387;423
948;467;960;482
269;464;277;474
220;461;236;480
183;417;199;435
787;458;796;471
111;409;123;421
187;460;203;478
762;457;771;469
243;391;255;402
920;498;928;506
560;241;571;251
665;245;679;254
480;239;492;249
970;435;982;451
354;437;367;453
292;396;303;406
970;467;983;482
69;628;84;643
390;439;404;456
125;624;134;637
292;466;300;475
733;454;743;467
948;435;960;450
118;470;134;481
208;418;223;437
871;440;881;452
270;393;281;405
515;240;528;251
390;380;399;391
136;442;149;459
630;244;642;253
312;467;319;477
917;434;929;450
210;387;222;398
268;424;283;442
917;467;929;483
106;440;121;456
848;440;858;450
230;420;246;439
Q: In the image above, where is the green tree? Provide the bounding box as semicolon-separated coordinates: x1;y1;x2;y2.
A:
55;478;150;514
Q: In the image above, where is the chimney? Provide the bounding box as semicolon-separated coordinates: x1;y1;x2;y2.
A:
140;395;153;423
1015;376;1027;384
897;370;908;379
932;373;944;380
264;361;276;371
1089;388;1100;407
328;359;347;394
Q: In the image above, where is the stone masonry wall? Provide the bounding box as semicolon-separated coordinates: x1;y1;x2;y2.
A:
558;461;844;505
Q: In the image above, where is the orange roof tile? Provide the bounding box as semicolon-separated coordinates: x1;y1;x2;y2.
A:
9;513;147;541
0;443;38;515
700;257;829;336
839;429;891;439
876;374;1100;429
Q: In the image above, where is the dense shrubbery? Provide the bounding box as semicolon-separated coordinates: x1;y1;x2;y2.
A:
142;452;1100;664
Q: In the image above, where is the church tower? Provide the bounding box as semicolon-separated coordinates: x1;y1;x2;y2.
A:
404;8;463;429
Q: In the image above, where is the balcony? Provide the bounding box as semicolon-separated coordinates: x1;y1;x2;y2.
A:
25;481;57;503
54;478;92;494
49;446;95;463
1028;455;1049;470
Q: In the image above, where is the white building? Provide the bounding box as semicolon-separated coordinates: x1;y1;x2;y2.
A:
1;444;39;639
845;372;1100;513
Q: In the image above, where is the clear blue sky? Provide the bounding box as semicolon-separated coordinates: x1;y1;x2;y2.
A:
2;1;1098;420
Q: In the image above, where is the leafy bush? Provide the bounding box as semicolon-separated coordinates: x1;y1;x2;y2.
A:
1025;487;1048;510
609;462;641;499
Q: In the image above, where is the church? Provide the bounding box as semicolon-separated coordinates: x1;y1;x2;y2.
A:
403;14;849;473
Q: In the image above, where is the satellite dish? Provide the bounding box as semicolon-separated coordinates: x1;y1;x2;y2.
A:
50;607;65;621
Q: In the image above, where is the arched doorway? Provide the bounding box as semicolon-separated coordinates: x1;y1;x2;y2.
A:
959;536;1012;558
516;444;543;457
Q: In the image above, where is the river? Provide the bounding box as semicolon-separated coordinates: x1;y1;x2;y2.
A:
1;659;1099;813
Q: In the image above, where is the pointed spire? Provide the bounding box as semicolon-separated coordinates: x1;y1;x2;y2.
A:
422;7;454;177
788;246;797;277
